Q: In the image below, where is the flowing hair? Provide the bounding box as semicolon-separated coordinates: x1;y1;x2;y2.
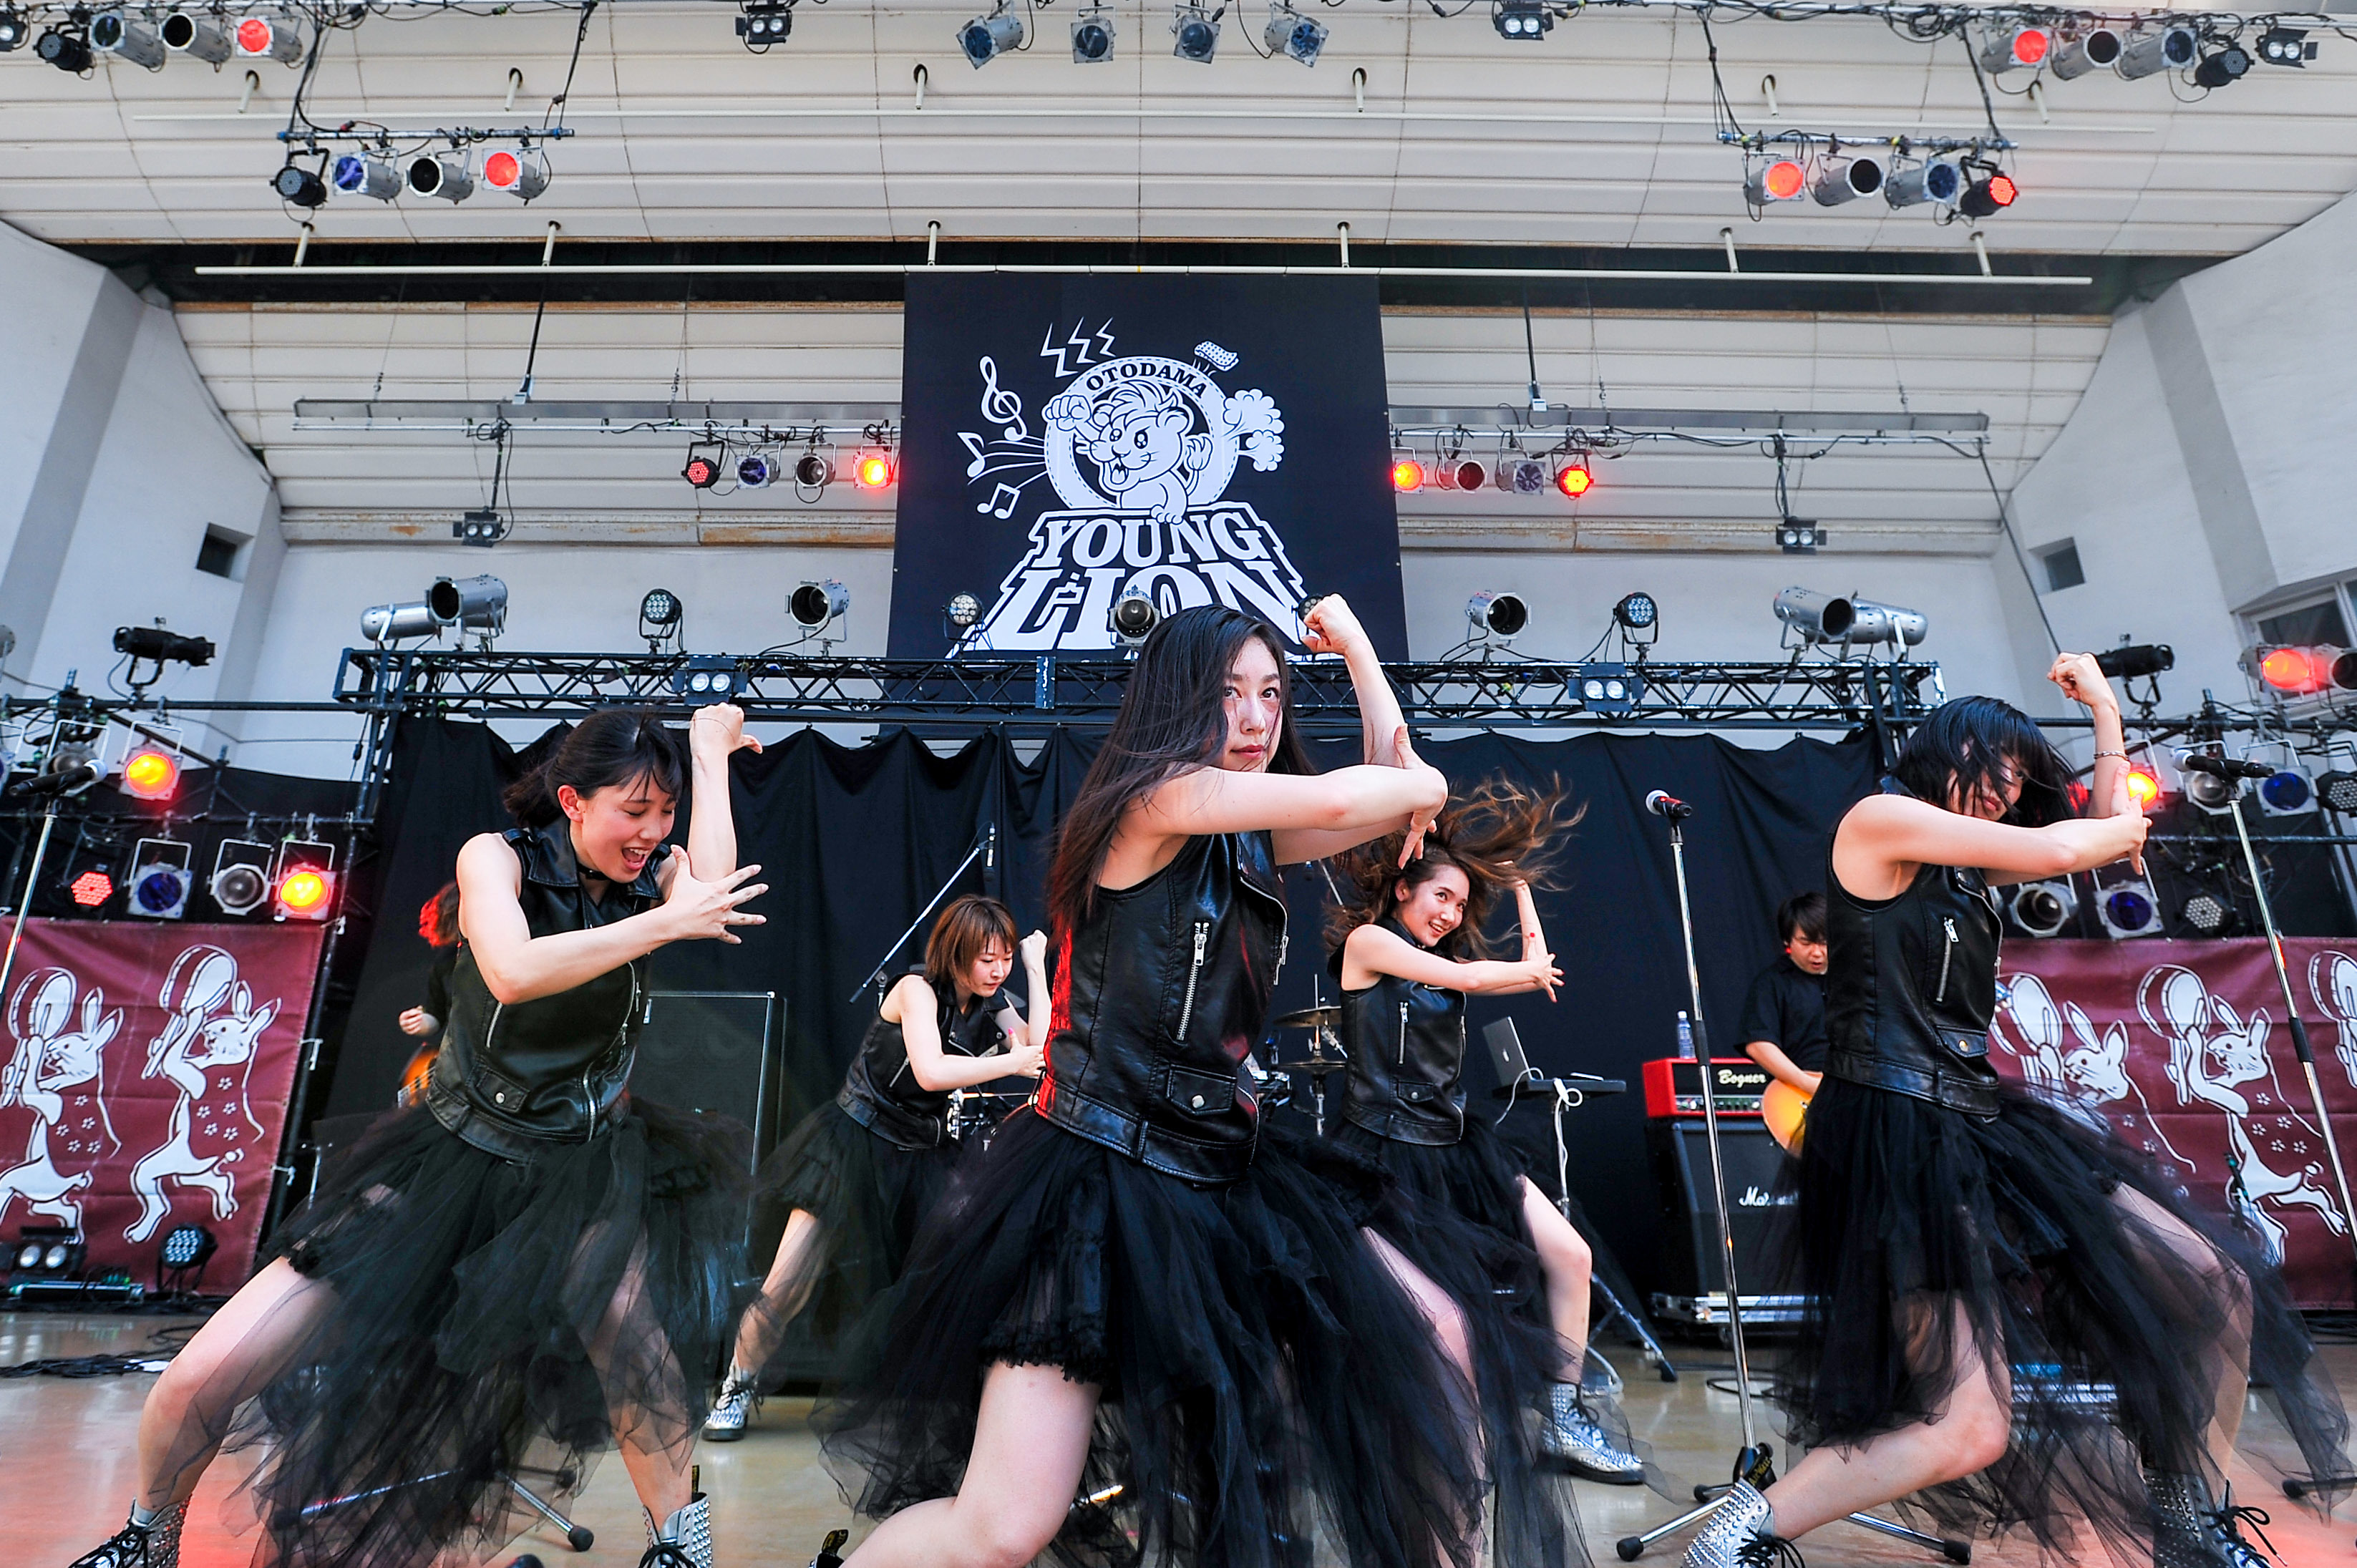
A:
500;708;689;829
1046;605;1311;932
1889;695;2073;828
1323;777;1583;960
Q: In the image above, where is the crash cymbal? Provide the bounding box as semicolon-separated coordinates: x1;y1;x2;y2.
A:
1270;1005;1341;1030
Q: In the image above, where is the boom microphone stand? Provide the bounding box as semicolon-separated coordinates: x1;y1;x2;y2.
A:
849;824;998;1004
1615;791;1965;1565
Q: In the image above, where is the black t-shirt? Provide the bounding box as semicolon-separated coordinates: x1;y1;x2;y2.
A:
1735;955;1828;1073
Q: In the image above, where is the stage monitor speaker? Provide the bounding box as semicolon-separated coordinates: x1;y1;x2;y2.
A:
1644;1119;1792;1300
631;990;784;1171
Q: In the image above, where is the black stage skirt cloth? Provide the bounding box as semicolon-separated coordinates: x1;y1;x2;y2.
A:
199;1100;752;1568
818;1108;1531;1568
752;1099;963;1353
1770;1075;2350;1556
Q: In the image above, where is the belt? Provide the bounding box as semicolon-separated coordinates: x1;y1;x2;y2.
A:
835;1083;946;1149
1825;1047;2002;1119
424;1079;627;1162
1036;1078;1258;1185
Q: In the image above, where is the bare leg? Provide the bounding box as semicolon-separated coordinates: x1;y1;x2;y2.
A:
842;1362;1101;1568
586;1255;697;1521
1520;1178;1592;1383
729;1207;829;1373
2109;1184;2252;1481
1760;1299;2013;1539
1364;1227;1476;1386
135;1260;339;1510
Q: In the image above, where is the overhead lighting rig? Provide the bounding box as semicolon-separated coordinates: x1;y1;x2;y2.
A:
737;0;792;50
1734;133;2009;223
273;124;570;213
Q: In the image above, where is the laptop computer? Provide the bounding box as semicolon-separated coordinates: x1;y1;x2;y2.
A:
1484;1017;1540;1091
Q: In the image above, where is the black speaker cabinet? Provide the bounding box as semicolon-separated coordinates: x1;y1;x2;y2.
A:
630;990;784;1173
1644;1119;1794;1298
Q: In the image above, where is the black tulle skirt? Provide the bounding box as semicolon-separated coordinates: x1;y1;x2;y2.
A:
752;1100;963;1350
820;1109;1495;1568
1770;1075;2351;1553
205;1100;752;1568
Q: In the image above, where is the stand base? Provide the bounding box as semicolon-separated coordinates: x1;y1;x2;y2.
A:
1614;1446;1970;1564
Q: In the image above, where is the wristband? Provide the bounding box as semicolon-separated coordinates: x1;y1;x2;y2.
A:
2093;749;2126;761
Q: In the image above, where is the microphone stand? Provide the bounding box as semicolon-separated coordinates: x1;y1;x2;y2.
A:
1618;800;1965;1564
848;824;998;1004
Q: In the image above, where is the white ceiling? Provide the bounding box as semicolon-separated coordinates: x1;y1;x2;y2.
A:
0;2;2351;254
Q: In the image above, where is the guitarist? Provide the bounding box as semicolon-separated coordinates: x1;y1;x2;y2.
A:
1737;891;1829;1099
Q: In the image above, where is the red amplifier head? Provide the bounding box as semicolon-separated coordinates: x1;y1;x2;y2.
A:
1641;1057;1770;1119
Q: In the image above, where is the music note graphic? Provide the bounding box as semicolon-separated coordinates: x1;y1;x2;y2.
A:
959;432;989;479
976;483;1021;519
978;357;1026;440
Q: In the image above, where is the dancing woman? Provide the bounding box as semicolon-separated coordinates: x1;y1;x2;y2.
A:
68;706;769;1568
1684;657;2350;1568
705;896;1049;1438
820;599;1539;1568
1326;782;1646;1486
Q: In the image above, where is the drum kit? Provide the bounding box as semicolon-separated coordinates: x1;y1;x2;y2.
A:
948;1088;1032;1147
1265;1003;1348;1135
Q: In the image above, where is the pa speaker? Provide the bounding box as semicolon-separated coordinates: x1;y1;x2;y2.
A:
1644;1120;1792;1298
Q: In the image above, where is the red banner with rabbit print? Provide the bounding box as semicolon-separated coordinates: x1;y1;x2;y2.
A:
0;919;321;1292
1996;938;2357;1308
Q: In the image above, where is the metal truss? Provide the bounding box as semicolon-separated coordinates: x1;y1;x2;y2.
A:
331;647;1944;734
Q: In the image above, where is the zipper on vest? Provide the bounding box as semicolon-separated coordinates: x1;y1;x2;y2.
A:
1175;920;1210;1043
1935;917;1958;1004
1399;998;1411;1066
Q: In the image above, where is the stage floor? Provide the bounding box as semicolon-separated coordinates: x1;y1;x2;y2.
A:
8;1311;2352;1567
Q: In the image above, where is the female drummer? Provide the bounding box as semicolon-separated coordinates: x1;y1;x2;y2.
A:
1327;781;1646;1486
68;706;768;1568
705;895;1049;1439
819;599;1579;1568
1684;659;2349;1568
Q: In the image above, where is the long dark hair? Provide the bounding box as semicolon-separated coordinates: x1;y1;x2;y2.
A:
1046;605;1312;930
500;708;689;828
1890;695;2071;828
1325;778;1581;959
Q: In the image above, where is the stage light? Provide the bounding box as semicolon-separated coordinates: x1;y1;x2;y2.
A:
2318;770;2357;815
1883;160;1961;210
2334;651;2357;691
115;626;215;668
2008;879;2076;938
1776;520;1824;553
454;509;506;547
1111;587;1160;646
331;152;403;203
1391;456;1425;492
2117;26;2197;79
126;838;193;921
958;6;1023;66
2179;891;2231;935
122;748;180;801
1467;590;1528;641
1172;2;1220;62
2250;644;2336;696
1492;0;1551;42
427;575;507;638
2094;643;2174;680
69;869;115;909
737;0;792;47
1978;25;2049;73
481;147;550;200
2258;27;2315;67
1810;156;1882;206
2124;766;2162;809
1746;159;1807;205
639;588;684;651
790;579;850;631
160;11;230;62
1772;588;1926;650
1957;172;2018;219
683;444;722;489
2049;26;2121;79
1494;457;1547;495
737;452;777;490
273;161;326;207
91;11;165;69
794;451;835;489
1071;7;1114;61
2182;764;2239;814
2099;878;2163;940
2192;42;2251;89
2260;766;2318;817
671;655;744;699
37;25;92;71
1552;455;1593;497
210;840;273;917
854;450;895;489
1265;2;1324;64
0;10;26;52
1614;592;1658;633
1576;663;1642;715
945;592;983;630
272;840;336;922
157;1222;216;1282
409;152;474;203
237;12;303;63
11;1229;83;1279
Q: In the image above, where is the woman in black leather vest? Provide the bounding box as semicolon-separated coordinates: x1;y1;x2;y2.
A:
820;601;1560;1568
1326;781;1646;1489
1684;663;2348;1568
71;707;769;1568
704;895;1047;1440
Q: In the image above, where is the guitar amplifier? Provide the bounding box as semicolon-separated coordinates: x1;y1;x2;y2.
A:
1640;1056;1770;1119
1644;1119;1793;1300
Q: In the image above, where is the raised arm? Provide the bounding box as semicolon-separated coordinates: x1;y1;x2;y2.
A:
893;974;1043;1092
1830;780;2145;903
1127;758;1448;871
1511;879;1546;964
458;832;767;1006
2048;652;2127;822
1340;922;1562;1000
1008;929;1052;1052
684;703;761;881
1303;596;1406;769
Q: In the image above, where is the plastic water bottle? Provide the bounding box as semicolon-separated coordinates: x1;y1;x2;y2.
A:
1676;1010;1696;1060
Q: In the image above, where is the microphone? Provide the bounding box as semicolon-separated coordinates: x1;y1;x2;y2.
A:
1645;790;1693;821
2176;751;2273;781
2094;643;2173;680
7;761;102;800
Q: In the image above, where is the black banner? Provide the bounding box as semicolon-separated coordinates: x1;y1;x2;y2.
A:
888;274;1406;658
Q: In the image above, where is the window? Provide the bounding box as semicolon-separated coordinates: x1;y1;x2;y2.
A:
2036;540;2084;593
2257;598;2350;648
195;526;245;580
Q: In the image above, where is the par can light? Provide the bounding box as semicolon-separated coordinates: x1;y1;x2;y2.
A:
91;11;166;68
1467;590;1529;640
233;12;303;63
1494;457;1547;495
1391;457;1425;492
737;452;777;490
1111;588;1160;644
2049;26;2122;79
2008;880;2076;938
958;9;1023;65
1265;2;1324;64
1613;592;1658;633
1552;456;1593;497
481;147;550;200
1071;8;1114;61
122;749;180;801
789;579;850;629
2116;26;2197;79
160;9;230;59
1978;25;2049;72
2192;43;2251;88
409;153;474;203
854;451;895;489
1747;159;1807;205
794;452;834;489
945;592;984;630
332;152;403;202
1883;160;1961;209
1172;2;1220;62
1810;156;1882;206
1957;172;2018;219
37;26;94;71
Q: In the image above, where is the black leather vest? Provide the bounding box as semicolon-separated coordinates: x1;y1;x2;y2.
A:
837;970;1013;1149
1037;830;1286;1184
426;822;668;1159
1822;780;2005;1119
1336;919;1469;1146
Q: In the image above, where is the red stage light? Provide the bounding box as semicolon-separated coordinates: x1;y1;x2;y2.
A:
276;869;331;916
1985;173;2018;208
122;748;178;801
2012;28;2050;65
483;150;521;188
1391;459;1425;492
70;870;114;907
235;16;272;52
682;453;719;488
2260;646;2321;693
1761;160;1806;200
1555;460;1593;498
2125;768;2162;808
855;452;895;489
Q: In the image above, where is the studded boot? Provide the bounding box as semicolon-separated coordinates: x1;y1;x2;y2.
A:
2148;1470;2279;1568
704;1364;758;1442
69;1501;188;1568
639;1492;712;1568
1680;1481;1802;1568
1538;1381;1647;1484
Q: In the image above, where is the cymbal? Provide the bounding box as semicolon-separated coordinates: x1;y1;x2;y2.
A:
1270;1056;1351;1076
1270;1005;1341;1030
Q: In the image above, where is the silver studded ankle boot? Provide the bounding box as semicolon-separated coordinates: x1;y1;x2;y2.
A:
639;1492;712;1568
2147;1469;2278;1568
1539;1380;1646;1484
704;1365;758;1442
1681;1481;1800;1568
69;1501;188;1568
